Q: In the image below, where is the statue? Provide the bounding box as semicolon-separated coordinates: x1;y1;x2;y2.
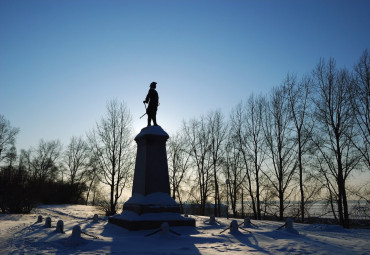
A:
143;82;159;127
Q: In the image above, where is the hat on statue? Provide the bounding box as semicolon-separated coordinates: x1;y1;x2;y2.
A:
150;82;157;88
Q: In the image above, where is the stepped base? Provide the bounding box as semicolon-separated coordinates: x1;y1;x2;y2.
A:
123;203;181;214
108;211;196;230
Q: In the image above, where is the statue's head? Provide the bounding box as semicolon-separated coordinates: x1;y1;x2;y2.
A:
150;82;157;88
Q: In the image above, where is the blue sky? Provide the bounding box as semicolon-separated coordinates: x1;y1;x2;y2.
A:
1;0;370;151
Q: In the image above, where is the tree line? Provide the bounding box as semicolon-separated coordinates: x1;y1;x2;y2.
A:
0;100;133;215
168;50;369;228
1;50;369;228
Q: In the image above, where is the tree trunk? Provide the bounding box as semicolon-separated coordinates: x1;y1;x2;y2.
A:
336;132;348;228
232;181;237;217
214;171;219;217
279;188;284;220
171;157;176;200
337;179;344;227
241;189;244;218
248;182;257;219
298;137;305;222
176;189;183;213
341;180;350;228
255;151;261;220
110;183;115;215
328;187;338;222
86;180;93;205
217;189;221;217
279;151;284;220
256;178;261;220
243;151;257;219
92;190;96;206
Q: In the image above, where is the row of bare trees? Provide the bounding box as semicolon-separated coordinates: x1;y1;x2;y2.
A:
1;50;368;227
0;100;134;215
167;50;369;228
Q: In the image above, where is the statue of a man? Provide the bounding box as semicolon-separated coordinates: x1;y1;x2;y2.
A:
143;82;159;127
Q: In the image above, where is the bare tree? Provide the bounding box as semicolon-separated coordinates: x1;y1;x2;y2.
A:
167;132;191;211
312;58;362;228
313;154;340;222
286;74;314;222
3;146;17;167
64;136;90;185
19;149;32;174
29;139;63;182
0;115;19;164
182;117;213;215
352;49;370;170
207;110;228;217
245;95;266;219
223;136;246;217
88;100;134;215
85;155;100;205
229;101;257;219
262;85;297;220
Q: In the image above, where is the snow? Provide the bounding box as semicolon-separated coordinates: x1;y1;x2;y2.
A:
1;204;370;254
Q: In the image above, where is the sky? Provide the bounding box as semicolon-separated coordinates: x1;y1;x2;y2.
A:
1;0;370;153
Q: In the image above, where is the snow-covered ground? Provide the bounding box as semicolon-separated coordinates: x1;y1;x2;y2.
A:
1;204;369;254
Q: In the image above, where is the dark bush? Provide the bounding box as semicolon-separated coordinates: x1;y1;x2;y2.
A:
39;181;87;204
0;166;87;213
0;166;37;213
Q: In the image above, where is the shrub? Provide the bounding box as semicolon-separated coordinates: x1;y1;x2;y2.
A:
0;166;87;213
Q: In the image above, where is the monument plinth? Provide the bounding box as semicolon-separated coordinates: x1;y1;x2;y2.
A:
108;126;195;230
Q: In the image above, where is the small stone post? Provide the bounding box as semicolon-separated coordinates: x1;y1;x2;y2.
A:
45;217;51;228
284;218;299;234
230;220;239;233
209;215;216;225
160;222;170;234
56;220;64;233
72;225;81;237
93;214;99;222
285;218;293;229
244;217;252;228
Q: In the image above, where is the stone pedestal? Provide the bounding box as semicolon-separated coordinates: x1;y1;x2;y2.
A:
108;126;195;230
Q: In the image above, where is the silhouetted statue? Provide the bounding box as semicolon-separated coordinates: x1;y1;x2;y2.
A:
143;82;159;127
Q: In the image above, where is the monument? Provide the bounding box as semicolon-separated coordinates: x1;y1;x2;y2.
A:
108;125;195;230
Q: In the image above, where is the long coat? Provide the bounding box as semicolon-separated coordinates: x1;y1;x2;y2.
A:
145;88;159;115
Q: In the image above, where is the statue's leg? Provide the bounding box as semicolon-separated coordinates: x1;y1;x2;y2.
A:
153;109;158;126
147;115;151;127
153;115;157;126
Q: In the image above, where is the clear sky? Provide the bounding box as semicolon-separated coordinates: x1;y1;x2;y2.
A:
1;0;370;152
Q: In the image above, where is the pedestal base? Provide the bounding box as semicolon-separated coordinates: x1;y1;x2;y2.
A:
109;192;195;230
108;213;196;231
122;192;181;214
123;203;181;214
